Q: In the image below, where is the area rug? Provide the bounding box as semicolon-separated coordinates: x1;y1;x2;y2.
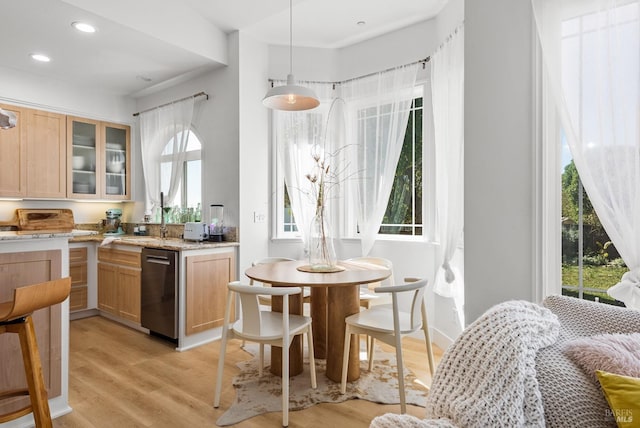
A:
216;344;428;426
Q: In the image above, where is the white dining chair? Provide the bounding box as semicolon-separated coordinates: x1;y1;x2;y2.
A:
214;281;317;427
339;277;434;414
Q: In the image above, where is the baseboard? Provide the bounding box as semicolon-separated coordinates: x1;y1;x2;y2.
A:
431;327;454;351
70;308;99;321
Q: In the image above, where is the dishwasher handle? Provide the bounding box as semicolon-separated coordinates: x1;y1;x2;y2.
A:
144;255;172;265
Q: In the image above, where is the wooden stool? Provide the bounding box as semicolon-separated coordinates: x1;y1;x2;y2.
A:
0;277;71;428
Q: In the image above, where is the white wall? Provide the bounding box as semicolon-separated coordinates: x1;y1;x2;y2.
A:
237;32;270;277
464;0;537;323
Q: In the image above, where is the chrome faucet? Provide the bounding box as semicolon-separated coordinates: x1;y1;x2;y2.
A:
160;191;168;239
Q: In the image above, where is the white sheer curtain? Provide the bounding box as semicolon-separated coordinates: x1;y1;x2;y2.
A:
431;25;465;322
532;0;640;308
341;64;418;256
276;83;337;246
139;97;195;215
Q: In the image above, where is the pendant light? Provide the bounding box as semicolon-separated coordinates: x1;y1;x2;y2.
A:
263;0;320;111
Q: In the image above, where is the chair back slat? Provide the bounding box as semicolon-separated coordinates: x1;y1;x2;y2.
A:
236;292;263;336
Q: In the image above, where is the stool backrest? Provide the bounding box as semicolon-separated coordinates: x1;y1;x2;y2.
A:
0;277;71;321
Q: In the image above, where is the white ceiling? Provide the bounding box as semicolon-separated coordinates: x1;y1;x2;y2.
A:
0;0;447;97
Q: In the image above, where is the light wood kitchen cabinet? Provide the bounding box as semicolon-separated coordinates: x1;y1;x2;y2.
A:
0;250;62;417
26;109;67;198
185;250;236;336
0;103;65;198
0;103;27;197
69;247;88;311
97;247;141;323
67;117;131;200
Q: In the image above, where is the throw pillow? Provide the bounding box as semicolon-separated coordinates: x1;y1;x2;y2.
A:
564;332;640;380
596;370;640;428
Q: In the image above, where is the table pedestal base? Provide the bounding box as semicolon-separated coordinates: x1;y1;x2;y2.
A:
325;284;360;382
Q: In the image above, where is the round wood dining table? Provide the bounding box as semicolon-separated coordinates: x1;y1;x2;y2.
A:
244;259;391;382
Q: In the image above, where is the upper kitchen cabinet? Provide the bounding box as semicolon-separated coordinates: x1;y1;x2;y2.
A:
67;117;130;200
0;104;27;197
0;104;66;198
67;116;101;199
26;109;67;198
103;123;130;200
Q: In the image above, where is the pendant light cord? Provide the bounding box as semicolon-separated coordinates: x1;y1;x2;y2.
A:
289;0;293;76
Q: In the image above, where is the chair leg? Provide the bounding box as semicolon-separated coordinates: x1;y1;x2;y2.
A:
394;336;406;414
259;344;264;377
213;330;229;408
282;337;289;427
422;304;436;377
19;316;52;428
340;325;352;394
307;327;317;389
368;337;376;371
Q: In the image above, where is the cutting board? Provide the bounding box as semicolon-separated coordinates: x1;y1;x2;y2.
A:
16;209;75;232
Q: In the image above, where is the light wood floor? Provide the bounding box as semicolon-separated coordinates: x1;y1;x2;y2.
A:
54;316;442;428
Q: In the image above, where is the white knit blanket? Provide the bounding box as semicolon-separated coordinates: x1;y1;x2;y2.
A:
371;300;560;428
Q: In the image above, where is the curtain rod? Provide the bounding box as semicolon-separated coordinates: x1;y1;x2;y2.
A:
267;57;430;87
132;91;209;117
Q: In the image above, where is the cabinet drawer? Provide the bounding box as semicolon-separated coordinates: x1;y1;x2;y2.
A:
70;285;88;312
69;247;87;263
69;262;87;286
98;247;141;268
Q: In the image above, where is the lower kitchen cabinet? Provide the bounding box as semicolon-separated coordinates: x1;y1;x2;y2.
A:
185;250;236;336
97;246;141;323
69;246;88;311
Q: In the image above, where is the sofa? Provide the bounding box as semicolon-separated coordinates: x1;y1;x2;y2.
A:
370;295;640;428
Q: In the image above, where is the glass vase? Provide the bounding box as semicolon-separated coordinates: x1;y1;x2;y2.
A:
308;210;337;271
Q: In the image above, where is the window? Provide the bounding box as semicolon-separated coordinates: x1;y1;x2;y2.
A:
160;130;202;222
275;92;426;239
561;146;626;306
379;97;423;236
557;8;633;305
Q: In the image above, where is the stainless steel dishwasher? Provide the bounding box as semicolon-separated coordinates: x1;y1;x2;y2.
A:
141;248;179;340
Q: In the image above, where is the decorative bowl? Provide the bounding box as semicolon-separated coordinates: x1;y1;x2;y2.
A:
72;156;85;170
106;161;124;173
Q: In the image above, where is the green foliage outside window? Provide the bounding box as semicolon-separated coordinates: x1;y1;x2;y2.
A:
379;98;423;236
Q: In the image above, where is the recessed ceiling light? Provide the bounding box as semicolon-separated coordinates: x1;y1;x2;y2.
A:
72;21;96;33
30;53;51;62
357;21;366;26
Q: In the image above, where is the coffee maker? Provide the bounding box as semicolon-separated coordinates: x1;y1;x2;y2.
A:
102;208;124;235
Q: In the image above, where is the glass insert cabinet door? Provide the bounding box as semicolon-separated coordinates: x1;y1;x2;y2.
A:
67;117;130;200
68;117;100;198
103;124;130;199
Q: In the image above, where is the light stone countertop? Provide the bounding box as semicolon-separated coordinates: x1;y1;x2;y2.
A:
0;229;97;240
72;234;238;251
0;230;238;251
